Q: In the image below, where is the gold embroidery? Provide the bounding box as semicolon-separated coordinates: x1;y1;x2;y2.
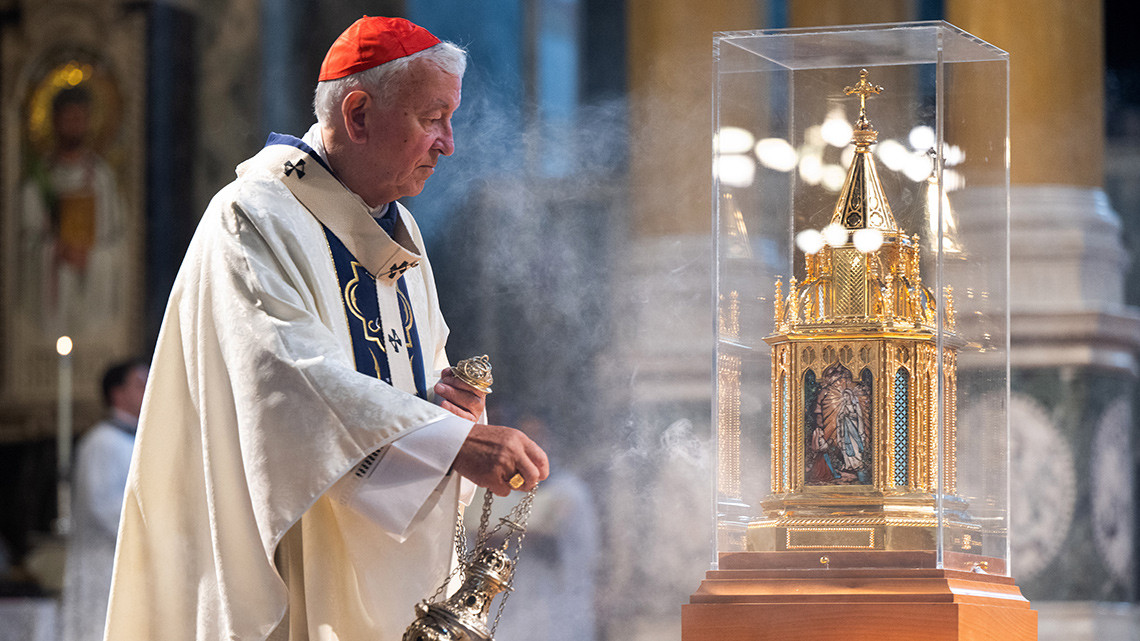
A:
344;260;385;377
397;286;416;353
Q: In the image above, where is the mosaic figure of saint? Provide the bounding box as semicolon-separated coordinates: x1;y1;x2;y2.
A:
806;363;872;485
837;388;867;471
21;83;125;336
808;424;840;483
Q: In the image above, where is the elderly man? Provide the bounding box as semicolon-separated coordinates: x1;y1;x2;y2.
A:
104;16;548;641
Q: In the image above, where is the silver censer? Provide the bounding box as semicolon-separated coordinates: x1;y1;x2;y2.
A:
403;355;536;641
403;547;514;641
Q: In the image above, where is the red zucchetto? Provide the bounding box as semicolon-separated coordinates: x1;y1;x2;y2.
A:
318;16;441;82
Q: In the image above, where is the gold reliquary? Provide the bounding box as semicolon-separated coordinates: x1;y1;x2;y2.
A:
747;69;975;553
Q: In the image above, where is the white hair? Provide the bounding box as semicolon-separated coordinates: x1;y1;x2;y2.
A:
313;41;467;125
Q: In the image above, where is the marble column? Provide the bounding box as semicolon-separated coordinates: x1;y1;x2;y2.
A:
787;0;916;27
947;1;1140;638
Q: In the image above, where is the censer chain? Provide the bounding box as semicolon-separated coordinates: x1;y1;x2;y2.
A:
487;487;536;635
425;502;471;604
490;489;537;632
425;484;538;620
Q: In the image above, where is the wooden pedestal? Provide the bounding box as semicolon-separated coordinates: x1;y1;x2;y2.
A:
682;551;1037;641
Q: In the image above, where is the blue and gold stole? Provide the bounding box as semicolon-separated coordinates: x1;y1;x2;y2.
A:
322;227;429;398
251;133;429;399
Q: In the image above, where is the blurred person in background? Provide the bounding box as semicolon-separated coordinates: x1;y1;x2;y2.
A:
59;357;147;641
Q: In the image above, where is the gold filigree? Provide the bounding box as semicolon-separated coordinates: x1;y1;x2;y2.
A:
718;352;743;497
773;279;784;330
453;355;493;394
787;527;875;550
788;276;800;324
844;68;883;130
756;69;963;553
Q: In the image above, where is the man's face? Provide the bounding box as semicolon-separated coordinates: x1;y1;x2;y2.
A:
53;102;91;152
112;365;149;419
364;59;461;203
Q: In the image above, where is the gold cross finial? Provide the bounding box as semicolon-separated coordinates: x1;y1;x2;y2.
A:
844;69;883;123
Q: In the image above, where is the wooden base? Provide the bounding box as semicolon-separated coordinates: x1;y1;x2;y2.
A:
682;552;1037;641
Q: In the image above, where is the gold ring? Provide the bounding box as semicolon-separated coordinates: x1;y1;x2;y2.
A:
508;473;525;490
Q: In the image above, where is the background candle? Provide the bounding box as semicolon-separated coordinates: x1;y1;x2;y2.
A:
56;335;73;534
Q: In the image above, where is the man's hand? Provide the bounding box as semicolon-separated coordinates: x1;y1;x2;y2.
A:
452;424;550;496
434;367;487;421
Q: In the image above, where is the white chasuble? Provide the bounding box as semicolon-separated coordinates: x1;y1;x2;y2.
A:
105;134;472;641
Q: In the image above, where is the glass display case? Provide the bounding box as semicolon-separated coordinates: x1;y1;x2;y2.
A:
713;22;1010;573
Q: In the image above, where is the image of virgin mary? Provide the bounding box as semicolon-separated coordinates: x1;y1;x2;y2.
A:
805;362;873;485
